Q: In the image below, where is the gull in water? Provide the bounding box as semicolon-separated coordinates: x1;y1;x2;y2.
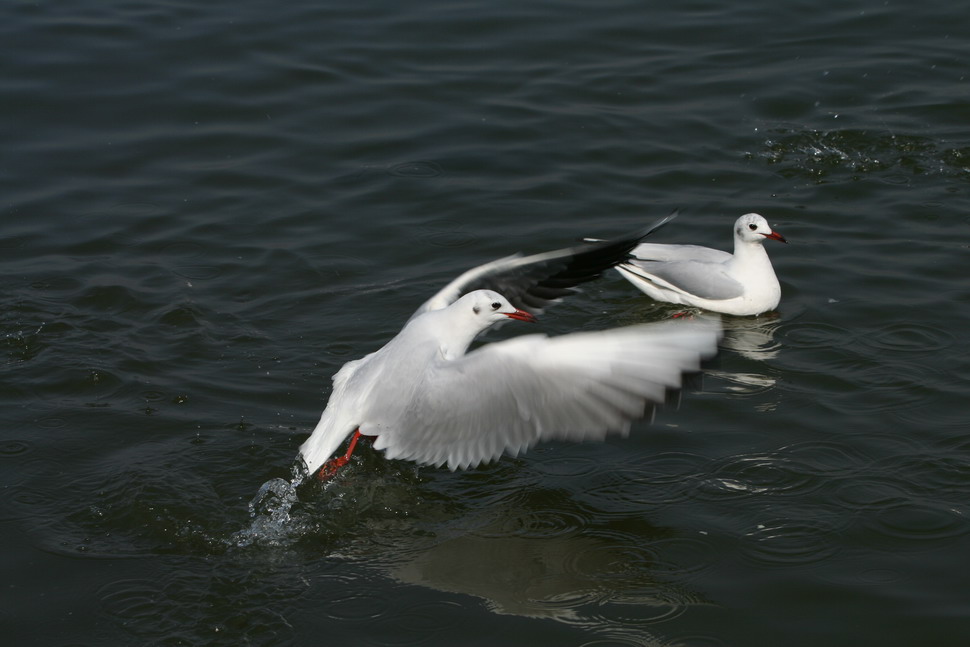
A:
298;217;720;479
614;213;787;316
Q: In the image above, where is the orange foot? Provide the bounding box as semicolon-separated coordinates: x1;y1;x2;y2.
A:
316;429;365;481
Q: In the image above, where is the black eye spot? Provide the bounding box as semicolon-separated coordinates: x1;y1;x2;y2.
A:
491;302;500;310
748;223;758;230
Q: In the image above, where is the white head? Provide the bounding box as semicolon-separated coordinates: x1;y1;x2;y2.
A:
453;290;537;330
433;290;536;358
734;213;787;245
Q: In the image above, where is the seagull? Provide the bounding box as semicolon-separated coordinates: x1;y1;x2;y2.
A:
298;217;720;478
614;213;787;316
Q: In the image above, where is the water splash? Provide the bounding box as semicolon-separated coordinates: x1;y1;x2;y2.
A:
750;128;970;183
231;463;309;548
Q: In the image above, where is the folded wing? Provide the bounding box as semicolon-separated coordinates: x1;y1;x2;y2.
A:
618;257;744;301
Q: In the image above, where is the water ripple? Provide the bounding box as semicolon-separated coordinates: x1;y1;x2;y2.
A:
172;265;223;280
413;219;479;248
472;506;588;540
565;542;662;583
99;579;172;635
388;160;444;178
657;635;730;647
693;452;822;501
586;464;699;511
580;637;662;647
721;316;782;361
98;569;300;644
1;320;49;365
861;501;970;552
871;451;970;500
831;479;910;512
739;512;844;567
858;322;955;353
774;321;856;349
643;535;719;579
586;586;693;624
705;369;777;396
0;439;32;456
828;362;930;415
422;230;479;248
323;587;396;622
780;440;870;476
817;559;906;588
371;600;466;645
532;455;601;478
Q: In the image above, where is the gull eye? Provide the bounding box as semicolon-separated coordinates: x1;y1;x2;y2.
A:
748;223;758;230
491;301;501;310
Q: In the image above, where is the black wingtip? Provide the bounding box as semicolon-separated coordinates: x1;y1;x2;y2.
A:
452;212;681;316
634;208;678;242
530;210;680;293
587;208;679;259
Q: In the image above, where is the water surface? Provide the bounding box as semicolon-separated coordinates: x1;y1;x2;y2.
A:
3;1;969;645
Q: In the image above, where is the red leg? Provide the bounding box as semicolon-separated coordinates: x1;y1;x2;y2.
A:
316;429;364;481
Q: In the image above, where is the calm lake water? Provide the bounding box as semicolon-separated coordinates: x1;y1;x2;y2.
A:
3;1;969;645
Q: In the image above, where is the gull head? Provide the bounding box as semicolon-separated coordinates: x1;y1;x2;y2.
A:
433;290;538;357
735;213;787;245
459;290;537;330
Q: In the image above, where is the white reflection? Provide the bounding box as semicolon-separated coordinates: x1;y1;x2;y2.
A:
721;315;782;362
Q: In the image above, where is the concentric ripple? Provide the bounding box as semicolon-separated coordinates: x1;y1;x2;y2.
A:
0;439;31;456
693;452;823;501
531;455;601;478
323;588;396;622
658;635;730;647
472;506;589;540
388;160;444;178
739;513;844;567
774;321;857;349
565;542;662;583
98;567;302;644
859;322;955;353
370;600;466;645
585;461;701;512
861;501;970;553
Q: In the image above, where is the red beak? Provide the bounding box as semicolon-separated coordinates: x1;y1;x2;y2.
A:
504;308;538;323
762;230;788;244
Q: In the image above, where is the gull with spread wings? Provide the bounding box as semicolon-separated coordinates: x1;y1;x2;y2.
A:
299;215;720;479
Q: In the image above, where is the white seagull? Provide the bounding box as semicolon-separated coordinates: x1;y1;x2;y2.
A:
298;218;720;478
614;213;787;316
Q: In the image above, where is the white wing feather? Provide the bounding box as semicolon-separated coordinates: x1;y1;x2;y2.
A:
371;319;719;470
619;258;745;301
630;242;732;264
298;356;368;476
624;241;744;300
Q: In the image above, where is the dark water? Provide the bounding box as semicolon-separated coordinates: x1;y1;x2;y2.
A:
3;1;969;645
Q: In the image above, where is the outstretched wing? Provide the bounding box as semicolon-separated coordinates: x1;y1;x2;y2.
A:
409;213;676;321
371;318;720;470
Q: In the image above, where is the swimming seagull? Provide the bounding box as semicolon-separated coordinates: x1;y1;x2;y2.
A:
298;217;720;478
614;213;787;316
